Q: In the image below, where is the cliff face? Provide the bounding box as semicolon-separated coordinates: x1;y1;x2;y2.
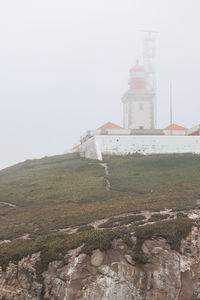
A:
1;224;200;300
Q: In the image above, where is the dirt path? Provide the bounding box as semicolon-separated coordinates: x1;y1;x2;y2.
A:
89;218;109;229
59;227;78;234
99;163;111;190
99;163;109;176
0;201;16;208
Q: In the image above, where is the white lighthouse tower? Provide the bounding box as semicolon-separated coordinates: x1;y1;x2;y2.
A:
122;60;155;130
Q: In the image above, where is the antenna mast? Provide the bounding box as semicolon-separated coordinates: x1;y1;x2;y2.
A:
170;81;173;136
142;30;158;128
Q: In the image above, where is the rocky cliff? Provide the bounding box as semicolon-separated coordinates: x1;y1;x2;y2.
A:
1;212;200;300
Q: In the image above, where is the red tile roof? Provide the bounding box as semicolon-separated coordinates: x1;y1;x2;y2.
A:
164;124;188;131
73;144;81;150
98;122;123;130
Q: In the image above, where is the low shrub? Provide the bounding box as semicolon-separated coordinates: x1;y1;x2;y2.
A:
99;215;146;228
132;251;148;264
148;213;170;222
176;212;187;218
77;225;94;232
132;217;193;264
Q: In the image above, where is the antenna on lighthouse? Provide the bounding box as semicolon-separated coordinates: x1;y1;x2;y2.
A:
170;81;173;136
141;30;158;128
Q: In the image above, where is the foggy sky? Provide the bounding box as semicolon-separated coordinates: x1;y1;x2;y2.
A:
1;0;200;170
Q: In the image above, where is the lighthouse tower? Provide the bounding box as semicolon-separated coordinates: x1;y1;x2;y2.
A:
122;60;154;130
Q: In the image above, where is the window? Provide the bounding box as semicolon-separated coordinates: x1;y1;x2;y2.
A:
139;126;144;129
139;103;143;111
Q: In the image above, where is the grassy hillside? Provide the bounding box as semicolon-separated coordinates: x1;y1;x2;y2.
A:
0;152;199;275
107;153;200;210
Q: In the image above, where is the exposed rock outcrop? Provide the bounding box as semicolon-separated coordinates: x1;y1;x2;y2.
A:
0;252;42;299
1;225;200;299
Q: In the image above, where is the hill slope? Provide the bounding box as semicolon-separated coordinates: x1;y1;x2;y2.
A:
0;153;200;277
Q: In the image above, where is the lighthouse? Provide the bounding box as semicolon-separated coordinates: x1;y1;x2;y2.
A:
122;60;155;130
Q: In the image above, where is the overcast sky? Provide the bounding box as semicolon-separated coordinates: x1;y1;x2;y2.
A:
0;0;200;169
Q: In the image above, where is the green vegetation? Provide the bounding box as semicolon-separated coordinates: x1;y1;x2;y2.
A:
148;213;170;222
0;227;131;281
176;212;187;218
106;153;200;212
99;215;146;228
77;225;94;232
0;152;199;274
132;217;193;264
0;153;109;239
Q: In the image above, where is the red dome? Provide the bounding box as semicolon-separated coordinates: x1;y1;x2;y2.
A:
128;60;147;90
130;60;146;73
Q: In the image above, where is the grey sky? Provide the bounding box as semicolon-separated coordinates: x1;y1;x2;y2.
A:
0;0;200;169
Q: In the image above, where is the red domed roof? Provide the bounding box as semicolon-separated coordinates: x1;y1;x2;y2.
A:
98;122;123;130
164;124;188;131
130;60;146;73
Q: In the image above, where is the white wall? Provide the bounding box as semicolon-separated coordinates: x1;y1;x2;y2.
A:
88;129;131;136
163;130;186;136
80;135;200;160
80;137;102;160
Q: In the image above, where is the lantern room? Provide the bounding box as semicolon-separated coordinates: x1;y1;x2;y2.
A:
129;60;147;90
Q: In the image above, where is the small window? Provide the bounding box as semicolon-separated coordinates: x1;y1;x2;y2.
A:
139;103;143;111
139;126;144;130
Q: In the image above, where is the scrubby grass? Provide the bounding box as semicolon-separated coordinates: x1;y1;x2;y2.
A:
77;225;94;232
176;212;187;218
148;213;170;222
106;153;200;212
0;153;109;238
0;153;199;240
132;217;193;264
99;215;146;228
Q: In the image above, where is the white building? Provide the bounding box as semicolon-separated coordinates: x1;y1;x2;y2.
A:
77;60;200;159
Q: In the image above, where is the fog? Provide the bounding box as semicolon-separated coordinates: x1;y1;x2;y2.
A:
0;0;200;170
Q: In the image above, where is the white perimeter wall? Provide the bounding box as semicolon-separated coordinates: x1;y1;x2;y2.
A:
80;135;200;160
163;130;186;136
79;137;102;160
